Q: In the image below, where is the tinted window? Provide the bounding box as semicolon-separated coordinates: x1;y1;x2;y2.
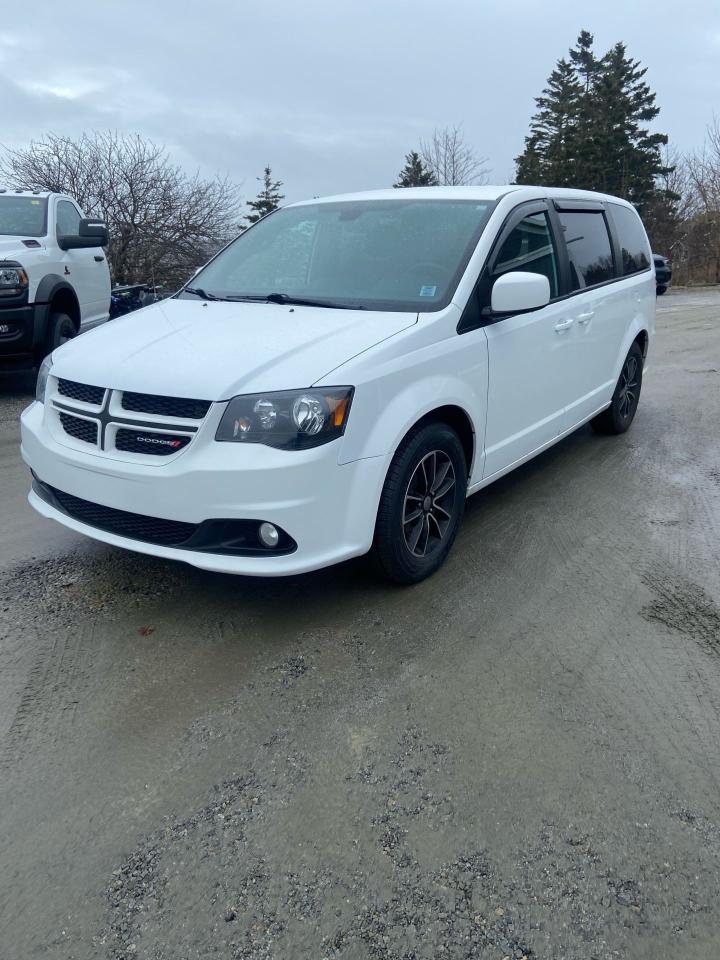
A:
185;199;494;312
558;211;614;290
611;204;651;275
493;211;559;298
57;200;81;237
0;195;47;237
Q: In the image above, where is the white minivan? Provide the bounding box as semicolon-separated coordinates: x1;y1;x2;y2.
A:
21;186;654;583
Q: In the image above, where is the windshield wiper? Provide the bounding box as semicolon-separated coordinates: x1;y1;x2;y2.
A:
186;290;366;309
183;286;227;301
253;292;365;310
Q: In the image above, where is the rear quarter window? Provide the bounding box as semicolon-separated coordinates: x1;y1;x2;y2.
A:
610;204;652;276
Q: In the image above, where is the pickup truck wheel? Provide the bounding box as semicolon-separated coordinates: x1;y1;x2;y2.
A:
591;342;643;435
44;312;76;358
656;285;667;296
372;422;467;584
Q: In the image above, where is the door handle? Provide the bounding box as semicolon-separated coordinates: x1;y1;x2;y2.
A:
94;255;105;262
577;311;594;325
553;317;574;332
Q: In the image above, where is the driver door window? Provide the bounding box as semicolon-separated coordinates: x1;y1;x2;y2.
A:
492;211;559;298
56;200;81;238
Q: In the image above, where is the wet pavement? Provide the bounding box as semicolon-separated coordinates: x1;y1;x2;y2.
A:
1;289;720;959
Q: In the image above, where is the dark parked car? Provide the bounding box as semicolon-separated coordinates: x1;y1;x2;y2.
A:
653;254;671;295
109;284;160;319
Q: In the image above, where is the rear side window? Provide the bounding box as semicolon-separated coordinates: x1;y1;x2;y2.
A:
557;210;614;290
610;204;651;275
492;211;559;298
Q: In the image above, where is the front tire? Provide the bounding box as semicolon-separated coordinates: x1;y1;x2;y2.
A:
372;422;467;584
42;311;76;361
591;342;643;435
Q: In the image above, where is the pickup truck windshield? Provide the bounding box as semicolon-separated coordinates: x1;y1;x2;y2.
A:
0;195;48;237
182;198;494;312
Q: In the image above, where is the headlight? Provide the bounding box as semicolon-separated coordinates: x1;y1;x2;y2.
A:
0;262;29;291
216;387;354;449
35;356;53;403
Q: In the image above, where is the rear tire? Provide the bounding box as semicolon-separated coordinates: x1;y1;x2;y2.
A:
372;422;467;584
656;285;667;296
42;312;76;361
591;342;643;436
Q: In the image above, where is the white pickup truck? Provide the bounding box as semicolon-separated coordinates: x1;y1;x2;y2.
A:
0;190;110;372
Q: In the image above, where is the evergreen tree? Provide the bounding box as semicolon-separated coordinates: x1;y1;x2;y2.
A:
515;31;670;212
394;151;438;187
569;29;598;92
591;43;670;206
567;30;600;186
244;166;284;226
515;58;581;186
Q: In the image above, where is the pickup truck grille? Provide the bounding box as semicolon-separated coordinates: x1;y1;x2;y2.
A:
52;379;211;458
57;378;105;405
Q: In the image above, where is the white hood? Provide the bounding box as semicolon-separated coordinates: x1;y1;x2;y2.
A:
0;236;37;260
51;297;417;398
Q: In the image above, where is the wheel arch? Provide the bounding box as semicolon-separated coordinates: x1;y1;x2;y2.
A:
634;328;649;362
403;404;475;477
613;319;650;382
35;275;81;331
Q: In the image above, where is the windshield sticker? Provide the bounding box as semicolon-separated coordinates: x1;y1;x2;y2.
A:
419;285;437;297
31;200;40;205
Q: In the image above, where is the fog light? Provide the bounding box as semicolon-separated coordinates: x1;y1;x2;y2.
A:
258;522;279;548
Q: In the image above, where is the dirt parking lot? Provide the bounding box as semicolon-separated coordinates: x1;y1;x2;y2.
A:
1;289;720;960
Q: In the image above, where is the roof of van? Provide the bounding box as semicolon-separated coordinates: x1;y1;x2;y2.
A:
291;185;636;208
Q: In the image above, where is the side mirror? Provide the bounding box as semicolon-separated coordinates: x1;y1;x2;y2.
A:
58;219;109;250
491;271;550;314
79;218;109;245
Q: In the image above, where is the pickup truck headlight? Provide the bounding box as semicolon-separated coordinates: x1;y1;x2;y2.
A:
35;356;53;403
216;387;354;450
0;262;29;293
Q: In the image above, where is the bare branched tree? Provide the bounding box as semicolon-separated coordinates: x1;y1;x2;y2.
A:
0;131;241;288
646;119;720;284
420;126;490;186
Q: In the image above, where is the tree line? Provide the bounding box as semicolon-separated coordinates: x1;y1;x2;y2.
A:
1;31;717;287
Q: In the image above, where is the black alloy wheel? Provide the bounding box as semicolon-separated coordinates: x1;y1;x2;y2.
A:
591;341;643;435
372;422;467;584
402;450;457;558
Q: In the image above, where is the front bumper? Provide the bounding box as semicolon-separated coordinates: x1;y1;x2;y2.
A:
21;400;388;575
0;303;41;369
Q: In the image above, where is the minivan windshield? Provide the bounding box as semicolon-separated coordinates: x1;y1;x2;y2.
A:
181;198;495;312
0;195;48;237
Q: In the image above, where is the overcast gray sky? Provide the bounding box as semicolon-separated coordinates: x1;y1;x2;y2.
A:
1;0;718;204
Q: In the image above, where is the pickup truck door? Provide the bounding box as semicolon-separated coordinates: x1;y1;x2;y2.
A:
55;198;110;326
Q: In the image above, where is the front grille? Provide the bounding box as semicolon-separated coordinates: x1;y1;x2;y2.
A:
47;484;197;546
58;378;105;405
121;391;211;420
59;412;98;445
115;429;191;456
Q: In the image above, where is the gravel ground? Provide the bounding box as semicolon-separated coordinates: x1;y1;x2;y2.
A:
1;289;720;959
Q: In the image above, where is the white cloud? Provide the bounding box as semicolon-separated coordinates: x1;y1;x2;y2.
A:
0;0;718;201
